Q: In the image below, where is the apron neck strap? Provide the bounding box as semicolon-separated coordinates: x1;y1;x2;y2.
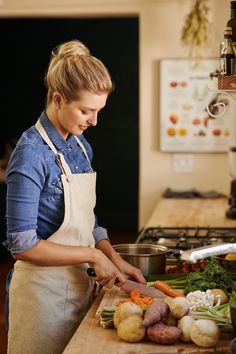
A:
73;135;92;169
35;120;71;177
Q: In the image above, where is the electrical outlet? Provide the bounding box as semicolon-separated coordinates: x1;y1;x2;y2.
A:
173;154;193;173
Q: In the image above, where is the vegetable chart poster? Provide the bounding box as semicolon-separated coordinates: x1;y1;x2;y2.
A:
159;59;234;153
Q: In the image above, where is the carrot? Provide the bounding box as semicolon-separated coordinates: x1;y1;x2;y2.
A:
130;288;141;298
154;280;184;298
116;288;155;309
116;299;132;306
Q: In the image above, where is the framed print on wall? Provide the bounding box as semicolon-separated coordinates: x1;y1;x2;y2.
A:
159;58;233;153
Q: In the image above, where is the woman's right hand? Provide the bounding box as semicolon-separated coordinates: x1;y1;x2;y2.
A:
90;249;127;289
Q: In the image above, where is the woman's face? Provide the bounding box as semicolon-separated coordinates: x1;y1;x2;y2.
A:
49;89;108;139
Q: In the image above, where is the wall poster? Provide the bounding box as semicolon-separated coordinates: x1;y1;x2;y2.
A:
159;59;234;153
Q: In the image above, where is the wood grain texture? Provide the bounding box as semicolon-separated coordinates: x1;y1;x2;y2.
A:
146;198;236;228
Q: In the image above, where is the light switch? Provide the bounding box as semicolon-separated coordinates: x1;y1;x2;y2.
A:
173;154;194;173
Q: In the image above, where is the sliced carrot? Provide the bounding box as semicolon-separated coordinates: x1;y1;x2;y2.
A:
116;299;132;306
154;280;184;298
116;288;155;309
130;288;141;298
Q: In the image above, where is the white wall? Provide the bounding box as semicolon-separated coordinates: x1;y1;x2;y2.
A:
0;0;231;228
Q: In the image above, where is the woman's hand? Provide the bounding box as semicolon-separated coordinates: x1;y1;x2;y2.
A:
112;256;146;285
95;240;146;286
90;248;127;289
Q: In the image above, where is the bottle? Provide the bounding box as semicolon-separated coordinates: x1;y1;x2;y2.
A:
227;0;236;49
220;26;235;75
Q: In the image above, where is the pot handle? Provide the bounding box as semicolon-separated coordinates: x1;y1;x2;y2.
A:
167;249;181;258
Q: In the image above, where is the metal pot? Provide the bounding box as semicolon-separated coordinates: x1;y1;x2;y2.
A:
113;243;170;276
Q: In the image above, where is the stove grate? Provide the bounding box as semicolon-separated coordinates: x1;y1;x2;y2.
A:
136;226;236;250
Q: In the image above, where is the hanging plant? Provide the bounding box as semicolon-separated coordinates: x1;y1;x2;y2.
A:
181;0;212;59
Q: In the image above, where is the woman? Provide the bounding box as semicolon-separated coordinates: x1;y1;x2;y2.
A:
4;39;145;354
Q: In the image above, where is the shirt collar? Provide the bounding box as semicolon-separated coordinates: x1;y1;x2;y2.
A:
39;111;77;154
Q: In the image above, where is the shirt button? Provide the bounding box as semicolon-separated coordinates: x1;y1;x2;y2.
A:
75;166;78;170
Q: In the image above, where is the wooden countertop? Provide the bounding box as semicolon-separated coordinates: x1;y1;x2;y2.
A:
63;197;235;354
146;197;236;228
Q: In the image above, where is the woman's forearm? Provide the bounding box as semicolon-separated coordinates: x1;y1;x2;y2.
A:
13;239;97;266
95;239;120;261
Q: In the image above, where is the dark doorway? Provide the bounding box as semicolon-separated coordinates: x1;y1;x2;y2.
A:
0;17;139;233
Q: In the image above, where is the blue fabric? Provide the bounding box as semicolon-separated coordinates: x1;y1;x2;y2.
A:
3;111;108;254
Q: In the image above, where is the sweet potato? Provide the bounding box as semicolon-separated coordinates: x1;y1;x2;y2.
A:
147;322;182;344
143;299;169;327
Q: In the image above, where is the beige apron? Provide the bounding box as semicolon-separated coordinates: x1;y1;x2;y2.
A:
8;120;97;354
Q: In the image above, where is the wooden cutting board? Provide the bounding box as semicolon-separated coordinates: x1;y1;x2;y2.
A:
95;286;129;318
94;287;233;354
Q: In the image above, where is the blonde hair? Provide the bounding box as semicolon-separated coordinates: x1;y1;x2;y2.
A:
45;39;114;106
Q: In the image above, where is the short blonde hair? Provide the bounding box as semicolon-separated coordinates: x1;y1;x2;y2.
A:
45;39;114;106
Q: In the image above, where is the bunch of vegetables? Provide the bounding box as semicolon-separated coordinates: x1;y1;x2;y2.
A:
97;257;236;347
148;258;236;295
98;289;222;347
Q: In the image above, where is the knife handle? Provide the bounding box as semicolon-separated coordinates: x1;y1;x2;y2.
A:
87;267;96;277
87;267;119;284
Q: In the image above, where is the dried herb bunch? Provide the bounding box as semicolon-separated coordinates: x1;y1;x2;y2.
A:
181;0;211;58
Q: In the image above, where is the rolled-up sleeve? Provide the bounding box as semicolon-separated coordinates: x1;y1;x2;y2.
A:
5;141;44;254
3;230;40;254
93;215;109;244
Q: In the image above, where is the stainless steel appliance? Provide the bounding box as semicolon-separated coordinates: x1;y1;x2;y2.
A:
136;226;236;264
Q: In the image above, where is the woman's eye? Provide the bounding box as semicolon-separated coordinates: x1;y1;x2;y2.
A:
81;110;89;115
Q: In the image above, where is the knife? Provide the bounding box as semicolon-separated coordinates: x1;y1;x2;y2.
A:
87;267;166;298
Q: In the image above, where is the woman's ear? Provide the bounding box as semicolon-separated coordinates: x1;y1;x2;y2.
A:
53;92;62;109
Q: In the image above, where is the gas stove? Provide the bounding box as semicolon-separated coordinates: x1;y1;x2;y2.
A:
136;226;236;251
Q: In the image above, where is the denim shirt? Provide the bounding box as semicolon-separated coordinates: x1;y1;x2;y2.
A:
3;111;108;254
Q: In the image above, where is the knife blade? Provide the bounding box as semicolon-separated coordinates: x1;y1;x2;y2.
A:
118;278;166;298
87;267;166;298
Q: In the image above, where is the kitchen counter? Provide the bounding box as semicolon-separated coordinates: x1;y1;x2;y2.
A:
146;197;236;227
63;197;235;354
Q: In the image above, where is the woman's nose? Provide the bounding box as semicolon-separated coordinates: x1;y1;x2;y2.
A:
88;113;98;126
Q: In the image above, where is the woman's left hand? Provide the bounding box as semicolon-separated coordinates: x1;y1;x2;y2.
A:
113;256;146;284
95;239;146;285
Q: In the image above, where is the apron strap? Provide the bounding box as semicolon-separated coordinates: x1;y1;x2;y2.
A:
35;120;71;178
35;119;93;176
73;135;92;170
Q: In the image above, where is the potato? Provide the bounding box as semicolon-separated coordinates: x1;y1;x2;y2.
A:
210;289;228;305
178;315;195;342
190;319;220;347
117;314;146;342
113;302;143;328
168;297;189;319
147;322;182;344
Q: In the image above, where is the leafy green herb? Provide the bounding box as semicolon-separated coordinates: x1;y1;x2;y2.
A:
184;258;235;295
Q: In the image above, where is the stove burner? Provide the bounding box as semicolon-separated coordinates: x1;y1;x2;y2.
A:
136;226;236;252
